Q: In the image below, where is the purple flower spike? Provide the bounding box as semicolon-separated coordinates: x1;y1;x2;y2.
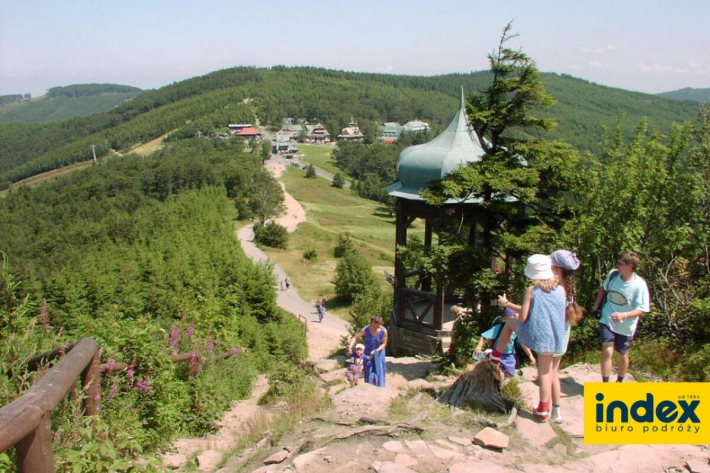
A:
187;323;195;339
229;347;238;355
135;377;151;394
169;327;180;350
126;366;134;387
109;383;118;401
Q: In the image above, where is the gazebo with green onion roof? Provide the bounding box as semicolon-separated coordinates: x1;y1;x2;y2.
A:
385;90;488;356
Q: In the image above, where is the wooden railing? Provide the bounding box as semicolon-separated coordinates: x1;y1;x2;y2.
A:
0;338;99;472
0;338;241;473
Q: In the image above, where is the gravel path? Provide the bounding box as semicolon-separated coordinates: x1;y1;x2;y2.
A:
237;154;349;361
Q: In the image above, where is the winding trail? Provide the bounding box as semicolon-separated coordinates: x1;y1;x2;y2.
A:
237;155;349;361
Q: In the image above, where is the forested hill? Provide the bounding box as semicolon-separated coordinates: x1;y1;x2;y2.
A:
0;67;701;188
0;83;143;123
46;83;142;98
658;87;710;102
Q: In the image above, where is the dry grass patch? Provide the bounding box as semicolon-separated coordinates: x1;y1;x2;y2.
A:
128;131;172;156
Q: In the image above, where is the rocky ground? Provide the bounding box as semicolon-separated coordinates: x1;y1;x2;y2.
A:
161;154;710;473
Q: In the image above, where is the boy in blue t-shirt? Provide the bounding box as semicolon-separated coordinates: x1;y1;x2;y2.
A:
474;308;536;377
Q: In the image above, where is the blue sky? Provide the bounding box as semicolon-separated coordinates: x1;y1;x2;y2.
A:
0;0;707;97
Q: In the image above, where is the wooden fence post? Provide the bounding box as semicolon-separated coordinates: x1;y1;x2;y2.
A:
81;350;101;416
16;413;53;473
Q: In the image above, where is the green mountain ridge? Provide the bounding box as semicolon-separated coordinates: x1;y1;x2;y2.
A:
0;83;144;123
0;67;702;188
657;87;710;102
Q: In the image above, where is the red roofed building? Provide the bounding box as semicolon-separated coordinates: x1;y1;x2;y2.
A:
235;127;262;140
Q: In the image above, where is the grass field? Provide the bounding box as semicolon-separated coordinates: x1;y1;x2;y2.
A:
296;144;340;175
261;165;424;316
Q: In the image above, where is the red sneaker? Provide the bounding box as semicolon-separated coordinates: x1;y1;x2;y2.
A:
535;408;550;421
484;350;501;365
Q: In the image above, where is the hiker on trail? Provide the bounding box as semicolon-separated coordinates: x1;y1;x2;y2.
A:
486;254;566;421
591;251;650;383
316;299;324;322
320;297;327;313
346;343;366;387
347;315;387;387
284;277;290;290
473;307;536;377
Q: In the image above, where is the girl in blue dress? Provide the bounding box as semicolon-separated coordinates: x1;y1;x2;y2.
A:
486;254;566;421
347;315;388;387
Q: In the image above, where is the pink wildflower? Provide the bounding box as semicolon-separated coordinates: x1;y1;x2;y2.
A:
108;383;118;402
135;377;151;394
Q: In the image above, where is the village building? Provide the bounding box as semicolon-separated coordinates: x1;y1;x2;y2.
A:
376;120;430;144
273;134;291;153
279;124;304;141
233;126;262;141
337;120;364;142
227;123;253;133
377;122;404;143
306;123;331;143
402;119;431;133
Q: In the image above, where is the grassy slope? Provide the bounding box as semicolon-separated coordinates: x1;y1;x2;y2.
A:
296;144;339;174
260;166;424;313
0;92;143;122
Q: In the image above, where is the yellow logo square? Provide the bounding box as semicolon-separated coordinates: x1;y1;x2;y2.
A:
584;382;710;444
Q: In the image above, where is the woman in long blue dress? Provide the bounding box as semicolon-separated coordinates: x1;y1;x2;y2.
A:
347;315;388;387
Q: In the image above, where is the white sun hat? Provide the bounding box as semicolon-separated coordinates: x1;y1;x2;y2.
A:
524;254;554;280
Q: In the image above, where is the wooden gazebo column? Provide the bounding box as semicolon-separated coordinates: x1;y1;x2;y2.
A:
422;220;433;293
394;199;408;323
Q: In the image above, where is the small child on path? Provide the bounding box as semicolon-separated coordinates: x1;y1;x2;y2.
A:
346;344;366;387
473;308;536;377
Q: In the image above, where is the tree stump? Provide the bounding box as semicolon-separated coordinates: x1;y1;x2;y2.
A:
437;361;508;412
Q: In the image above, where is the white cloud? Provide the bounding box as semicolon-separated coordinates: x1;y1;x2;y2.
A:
688;58;701;70
589;61;602;68
579;44;617;55
636;62;674;73
636;60;707;76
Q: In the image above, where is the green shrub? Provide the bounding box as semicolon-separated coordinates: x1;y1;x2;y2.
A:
332;172;345;188
253;222;289;249
305;165;317;179
332;249;379;304
333;232;354;258
677;344;710;381
302;248;318;261
628;339;677;380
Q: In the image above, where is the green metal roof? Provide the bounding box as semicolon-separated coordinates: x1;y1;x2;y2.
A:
387;90;486;202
